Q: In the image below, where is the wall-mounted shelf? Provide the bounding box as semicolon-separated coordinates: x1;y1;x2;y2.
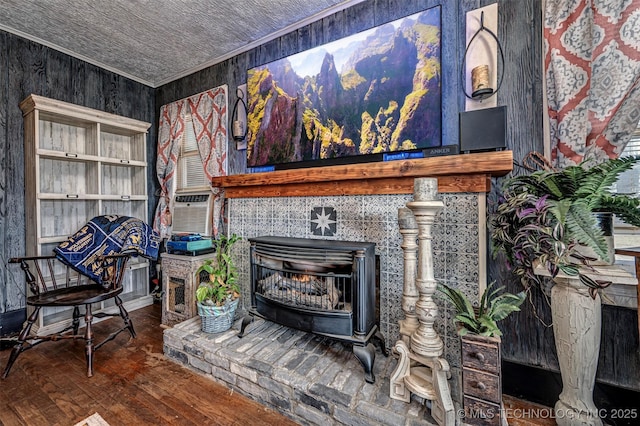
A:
212;151;513;197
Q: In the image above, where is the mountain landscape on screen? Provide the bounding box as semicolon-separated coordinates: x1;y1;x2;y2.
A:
246;6;442;168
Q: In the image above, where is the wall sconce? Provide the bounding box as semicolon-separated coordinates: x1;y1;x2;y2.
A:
231;86;248;150
461;11;504;101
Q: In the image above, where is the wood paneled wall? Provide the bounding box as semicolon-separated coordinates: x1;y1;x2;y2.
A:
0;32;157;316
155;0;544;174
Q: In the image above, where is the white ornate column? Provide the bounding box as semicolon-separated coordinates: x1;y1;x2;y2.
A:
406;178;444;357
398;207;420;345
390;178;454;426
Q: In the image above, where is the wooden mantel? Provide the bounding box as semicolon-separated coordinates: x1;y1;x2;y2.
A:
212;151;513;198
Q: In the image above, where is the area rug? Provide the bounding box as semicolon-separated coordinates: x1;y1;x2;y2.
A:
73;412;110;426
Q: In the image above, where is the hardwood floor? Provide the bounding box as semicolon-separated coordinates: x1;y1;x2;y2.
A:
0;303;297;426
502;395;557;426
0;302;556;426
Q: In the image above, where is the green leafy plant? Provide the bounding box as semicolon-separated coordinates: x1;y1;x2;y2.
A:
491;156;640;298
438;282;526;337
196;234;241;307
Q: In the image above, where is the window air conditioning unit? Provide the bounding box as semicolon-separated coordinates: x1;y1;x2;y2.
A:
171;191;214;237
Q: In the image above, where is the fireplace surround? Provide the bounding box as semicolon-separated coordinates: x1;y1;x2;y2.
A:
162;152;513;423
240;236;387;383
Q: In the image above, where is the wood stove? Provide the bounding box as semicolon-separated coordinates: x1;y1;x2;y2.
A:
239;236;386;383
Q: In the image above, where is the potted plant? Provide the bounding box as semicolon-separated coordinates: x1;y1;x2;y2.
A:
490;155;640;423
437;282;526;337
490;155;640;298
196;233;241;333
437;282;525;423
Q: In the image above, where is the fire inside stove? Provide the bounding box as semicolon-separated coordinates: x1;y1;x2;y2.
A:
258;263;351;312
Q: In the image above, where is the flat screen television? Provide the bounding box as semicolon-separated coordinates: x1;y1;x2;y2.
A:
246;5;444;170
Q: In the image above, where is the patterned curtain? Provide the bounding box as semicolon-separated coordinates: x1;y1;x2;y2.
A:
152;100;186;239
187;86;228;237
544;0;640;168
152;85;228;239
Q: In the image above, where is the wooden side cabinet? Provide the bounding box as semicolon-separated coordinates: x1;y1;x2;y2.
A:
461;334;503;426
161;252;214;326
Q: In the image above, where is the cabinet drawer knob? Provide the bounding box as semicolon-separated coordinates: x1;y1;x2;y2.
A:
476;381;487;391
473;352;485;362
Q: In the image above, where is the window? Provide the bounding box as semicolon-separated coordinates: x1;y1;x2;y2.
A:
175;114;208;191
615;127;640;195
614;124;640;257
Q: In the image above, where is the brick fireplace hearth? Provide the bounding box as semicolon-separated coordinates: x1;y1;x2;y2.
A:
164;315;438;425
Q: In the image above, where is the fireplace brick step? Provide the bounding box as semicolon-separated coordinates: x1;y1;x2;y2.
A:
164;315;442;425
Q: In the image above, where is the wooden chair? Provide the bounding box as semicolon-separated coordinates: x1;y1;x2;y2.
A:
2;253;136;378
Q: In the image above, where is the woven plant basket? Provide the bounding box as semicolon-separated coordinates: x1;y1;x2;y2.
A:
197;298;239;333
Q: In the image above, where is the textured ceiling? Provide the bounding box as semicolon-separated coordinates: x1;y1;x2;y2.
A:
0;0;361;87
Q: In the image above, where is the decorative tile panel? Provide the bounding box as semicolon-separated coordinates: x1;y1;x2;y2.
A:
227;191;485;370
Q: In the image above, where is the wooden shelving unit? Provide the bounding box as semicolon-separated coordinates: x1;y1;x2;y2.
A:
20;94;153;334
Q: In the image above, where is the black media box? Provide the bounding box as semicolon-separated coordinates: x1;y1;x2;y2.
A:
459;105;507;153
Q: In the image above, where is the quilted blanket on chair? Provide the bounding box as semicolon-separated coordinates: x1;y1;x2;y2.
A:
54;215;160;284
